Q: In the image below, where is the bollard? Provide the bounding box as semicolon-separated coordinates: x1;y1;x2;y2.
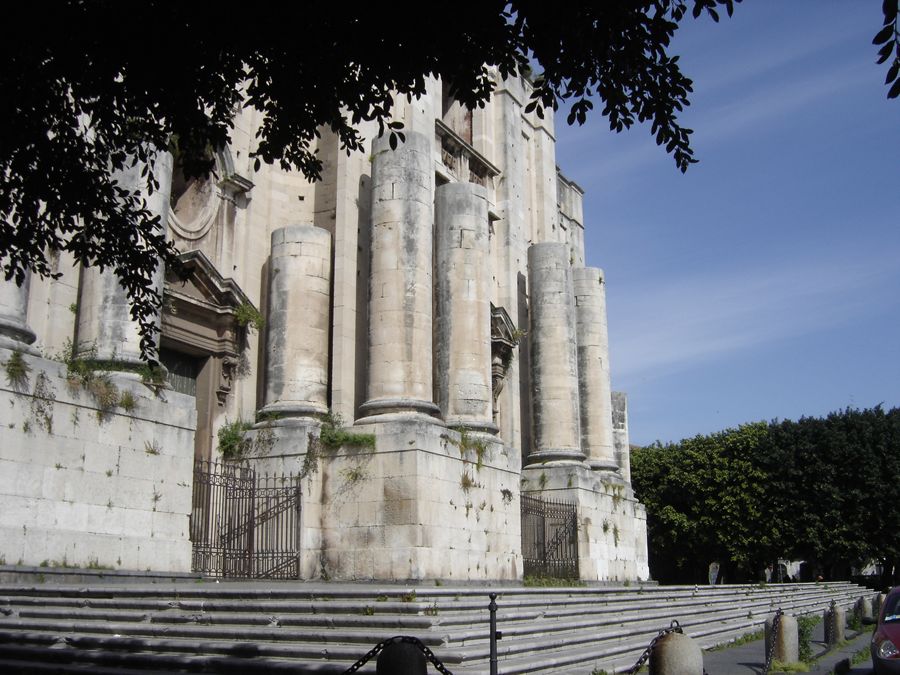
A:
857;596;874;622
823;605;846;646
648;631;704;675
874;593;886;618
376;640;427;675
765;612;799;665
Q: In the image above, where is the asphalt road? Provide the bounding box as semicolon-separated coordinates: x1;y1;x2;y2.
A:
703;623;874;674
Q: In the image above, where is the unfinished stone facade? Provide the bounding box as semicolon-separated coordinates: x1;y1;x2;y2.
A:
0;71;648;581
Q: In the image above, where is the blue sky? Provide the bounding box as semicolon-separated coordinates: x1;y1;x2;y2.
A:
554;2;899;446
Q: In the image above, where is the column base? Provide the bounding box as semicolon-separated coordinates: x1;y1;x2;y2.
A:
0;334;39;356
587;458;621;473
258;402;328;423
356;397;441;425
525;447;588;467
443;416;500;437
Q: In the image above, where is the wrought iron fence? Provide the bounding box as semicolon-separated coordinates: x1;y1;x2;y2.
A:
191;459;302;579
520;493;579;579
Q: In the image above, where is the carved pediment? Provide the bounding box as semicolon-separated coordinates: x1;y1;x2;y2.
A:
162;250;257;358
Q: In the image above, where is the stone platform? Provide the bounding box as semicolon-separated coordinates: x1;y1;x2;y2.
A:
0;576;873;673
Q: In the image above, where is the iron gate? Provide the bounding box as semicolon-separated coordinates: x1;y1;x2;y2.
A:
190;459;302;579
521;493;579;579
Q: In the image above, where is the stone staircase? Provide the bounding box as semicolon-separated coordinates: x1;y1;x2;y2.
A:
0;577;870;674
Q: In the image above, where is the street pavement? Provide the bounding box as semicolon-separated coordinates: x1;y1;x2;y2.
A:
703;622;874;674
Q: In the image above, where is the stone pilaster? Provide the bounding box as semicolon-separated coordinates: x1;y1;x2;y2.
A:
434;182;496;434
612;391;632;484
260;224;332;420
358;131;439;421
76;152;173;365
526;242;585;465
0;272;37;352
574;267;618;472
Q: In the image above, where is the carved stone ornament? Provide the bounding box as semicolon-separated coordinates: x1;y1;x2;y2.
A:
490;304;520;422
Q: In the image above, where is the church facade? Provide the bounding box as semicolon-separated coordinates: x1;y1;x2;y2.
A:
0;72;648;582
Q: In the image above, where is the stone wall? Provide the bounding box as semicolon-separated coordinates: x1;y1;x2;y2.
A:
246;420;522;582
0;348;196;571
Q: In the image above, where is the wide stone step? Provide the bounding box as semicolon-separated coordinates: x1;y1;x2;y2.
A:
0;580;874;674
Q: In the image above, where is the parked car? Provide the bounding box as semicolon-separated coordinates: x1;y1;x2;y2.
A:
871;587;900;674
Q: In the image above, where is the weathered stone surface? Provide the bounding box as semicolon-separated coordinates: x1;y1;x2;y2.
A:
765;613;799;665
0;273;37;351
359;131;439;421
435;182;496;433
526;242;586;465
0;349;195;571
76;152;173;365
261;224;332;419
649;631;704;675
0;75;650;582
574;267;617;472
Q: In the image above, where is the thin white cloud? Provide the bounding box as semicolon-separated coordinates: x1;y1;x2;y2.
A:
694;62;870;144
608;247;900;383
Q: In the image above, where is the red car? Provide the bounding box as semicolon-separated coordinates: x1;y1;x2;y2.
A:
872;587;900;674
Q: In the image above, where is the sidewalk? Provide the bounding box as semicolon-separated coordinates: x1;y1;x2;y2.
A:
703;622;873;674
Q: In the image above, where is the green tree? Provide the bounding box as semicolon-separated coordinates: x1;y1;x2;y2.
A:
2;2;896;361
633;407;900;584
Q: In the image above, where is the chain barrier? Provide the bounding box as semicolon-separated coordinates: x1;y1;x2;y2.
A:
625;619;684;675
763;608;783;675
343;635;453;675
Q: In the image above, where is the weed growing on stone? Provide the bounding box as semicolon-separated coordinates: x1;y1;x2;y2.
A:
137;363;166;387
500;488;513;504
797;613;821;663
709;629;764;651
119;390;136;412
460;472;476;492
30;371;56;433
453;427;488;470
319;411;375;449
3;350;30;390
234;302;265;332
144;440;161;455
770;659;808;672
217;418;254;458
401;591;417;603
340;464;369;484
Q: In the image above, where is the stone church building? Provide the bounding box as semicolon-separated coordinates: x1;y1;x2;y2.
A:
0;71;648;582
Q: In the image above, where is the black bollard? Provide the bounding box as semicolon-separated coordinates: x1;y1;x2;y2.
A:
376;639;427;675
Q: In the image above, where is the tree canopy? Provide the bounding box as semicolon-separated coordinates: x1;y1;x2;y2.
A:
1;1;897;360
632;406;900;585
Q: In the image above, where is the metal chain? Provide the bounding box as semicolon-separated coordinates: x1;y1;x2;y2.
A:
343;635;454;675
763;609;783;675
625;619;683;675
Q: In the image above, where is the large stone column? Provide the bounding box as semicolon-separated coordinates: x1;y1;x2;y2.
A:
0;273;37;352
77;152;173;365
358;131;439;421
434;182;496;434
612;391;632;483
574;267;618;472
260;224;332;420
526;242;585;465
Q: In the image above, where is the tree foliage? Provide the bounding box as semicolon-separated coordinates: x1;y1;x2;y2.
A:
1;2;895;361
632;407;900;584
